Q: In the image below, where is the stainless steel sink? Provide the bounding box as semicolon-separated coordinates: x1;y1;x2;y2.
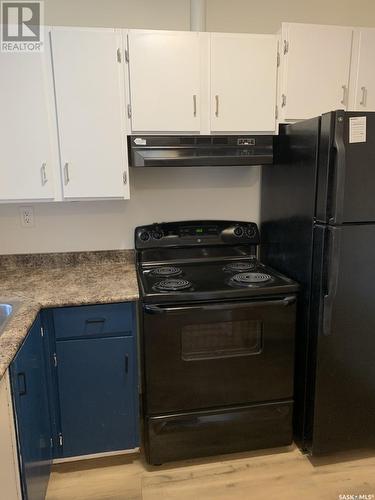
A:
0;303;14;333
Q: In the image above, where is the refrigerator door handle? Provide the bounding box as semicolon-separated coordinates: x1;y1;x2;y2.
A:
322;227;341;336
330;114;346;224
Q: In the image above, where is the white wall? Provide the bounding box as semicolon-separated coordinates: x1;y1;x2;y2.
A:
207;0;375;33
44;0;191;30
43;0;375;32
0;167;259;254
2;0;375;254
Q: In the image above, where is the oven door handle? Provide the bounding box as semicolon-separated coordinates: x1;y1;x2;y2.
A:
143;296;296;314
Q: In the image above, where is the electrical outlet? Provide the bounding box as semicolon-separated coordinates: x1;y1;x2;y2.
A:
20;207;34;228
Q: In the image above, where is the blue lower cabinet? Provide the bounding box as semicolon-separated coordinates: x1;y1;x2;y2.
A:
50;302;139;459
10;300;139;494
56;336;139;457
10;315;52;500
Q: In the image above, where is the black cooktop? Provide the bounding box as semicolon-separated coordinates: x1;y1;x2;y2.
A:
138;257;298;303
135;221;299;303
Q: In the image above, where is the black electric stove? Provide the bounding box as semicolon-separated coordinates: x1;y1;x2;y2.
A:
135;221;299;465
136;220;298;304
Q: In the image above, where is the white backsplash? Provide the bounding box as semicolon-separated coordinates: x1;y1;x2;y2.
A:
0;166;261;254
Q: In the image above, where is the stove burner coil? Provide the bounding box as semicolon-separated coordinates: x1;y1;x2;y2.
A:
230;272;273;287
150;266;182;277
223;260;257;272
153;279;192;292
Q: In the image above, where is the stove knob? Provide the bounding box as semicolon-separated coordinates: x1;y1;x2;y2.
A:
152;230;163;240
139;231;150;242
245;226;256;239
234;226;244;237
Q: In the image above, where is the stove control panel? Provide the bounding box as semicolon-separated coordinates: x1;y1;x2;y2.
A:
135;221;260;249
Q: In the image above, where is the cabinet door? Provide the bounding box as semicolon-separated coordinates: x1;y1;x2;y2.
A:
128;30;201;132
354;29;375;111
56;336;139;458
281;23;353;120
0;373;21;500
51;28;129;199
0;31;57;201
10;317;52;500
210;34;277;132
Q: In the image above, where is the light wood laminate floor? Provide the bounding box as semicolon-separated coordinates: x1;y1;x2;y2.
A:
46;445;375;500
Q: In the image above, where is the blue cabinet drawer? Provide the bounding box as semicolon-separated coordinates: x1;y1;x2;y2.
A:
53;302;135;339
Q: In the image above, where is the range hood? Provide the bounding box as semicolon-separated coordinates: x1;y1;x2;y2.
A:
127;135;273;167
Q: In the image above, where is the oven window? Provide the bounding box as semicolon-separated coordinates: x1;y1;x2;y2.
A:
181;320;263;361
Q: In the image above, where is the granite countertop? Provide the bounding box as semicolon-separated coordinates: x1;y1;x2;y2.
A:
0;250;139;380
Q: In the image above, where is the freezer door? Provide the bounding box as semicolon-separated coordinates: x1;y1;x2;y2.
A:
316;111;375;223
310;224;375;454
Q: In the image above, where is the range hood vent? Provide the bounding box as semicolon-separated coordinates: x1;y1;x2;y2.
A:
128;135;274;167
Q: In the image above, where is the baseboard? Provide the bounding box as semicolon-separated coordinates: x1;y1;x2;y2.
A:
53;447;140;464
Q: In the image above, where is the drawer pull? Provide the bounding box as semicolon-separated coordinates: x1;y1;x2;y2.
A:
18;373;27;396
85;318;106;325
84;317;106;335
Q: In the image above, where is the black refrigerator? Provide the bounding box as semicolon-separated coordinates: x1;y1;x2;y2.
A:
261;110;375;455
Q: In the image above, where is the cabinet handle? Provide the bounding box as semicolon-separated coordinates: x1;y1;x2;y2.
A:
40;163;48;186
193;94;197;117
17;373;27;396
125;354;129;374
215;95;219;117
85;318;106;325
63;162;70;185
360;86;367;106
341;85;348;106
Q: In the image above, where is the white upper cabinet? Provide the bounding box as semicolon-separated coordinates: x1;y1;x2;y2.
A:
210;34;277;132
351;28;375;111
51;27;129;200
127;30;201;132
126;29;278;134
279;23;353;121
0;31;58;202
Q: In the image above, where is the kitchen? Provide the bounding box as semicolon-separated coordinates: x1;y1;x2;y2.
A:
1;0;375;499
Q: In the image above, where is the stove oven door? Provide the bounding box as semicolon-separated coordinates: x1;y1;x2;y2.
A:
142;295;297;414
